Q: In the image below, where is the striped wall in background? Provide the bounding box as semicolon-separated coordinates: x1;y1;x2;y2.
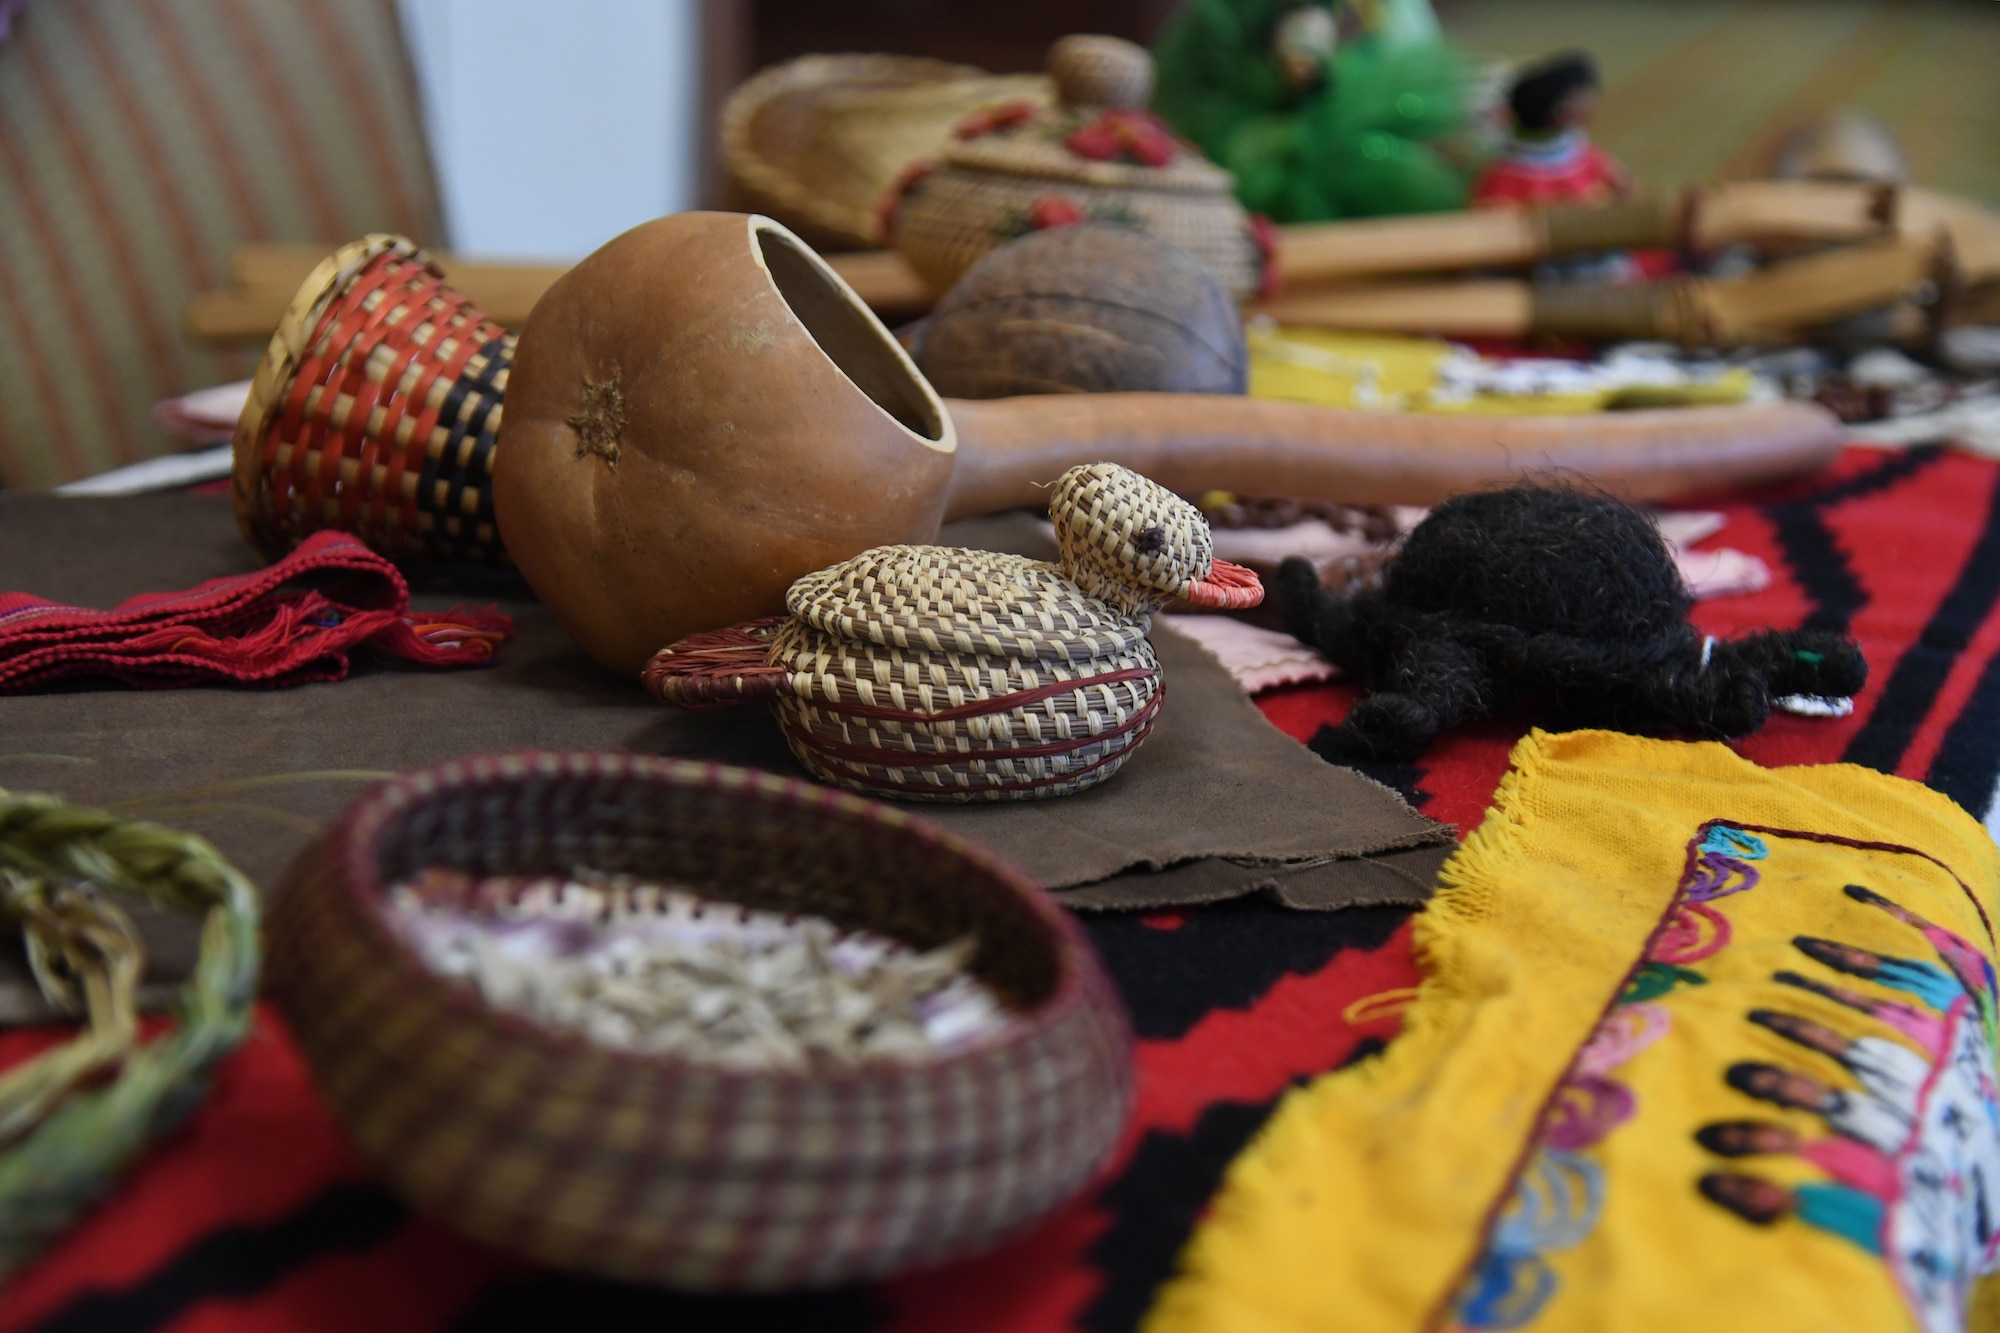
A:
0;0;444;490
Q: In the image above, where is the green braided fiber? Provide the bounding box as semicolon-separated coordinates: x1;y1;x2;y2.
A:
0;791;260;1278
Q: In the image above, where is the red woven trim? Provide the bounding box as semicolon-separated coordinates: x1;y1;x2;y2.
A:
303;261;413;520
804;688;1163;794
361;343;427;542
642;618;789;710
802;666;1157;725
1183;559;1264;610
786;681;1161;769
249;249;508;554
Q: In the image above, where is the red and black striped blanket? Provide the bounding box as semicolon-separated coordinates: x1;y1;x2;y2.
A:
4;445;1999;1333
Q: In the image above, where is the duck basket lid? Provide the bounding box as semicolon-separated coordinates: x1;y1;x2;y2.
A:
787;547;1150;664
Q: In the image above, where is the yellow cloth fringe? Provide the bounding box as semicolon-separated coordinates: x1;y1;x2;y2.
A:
1146;730;2000;1333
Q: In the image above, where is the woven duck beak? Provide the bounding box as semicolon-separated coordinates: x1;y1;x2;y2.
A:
1183;559;1265;609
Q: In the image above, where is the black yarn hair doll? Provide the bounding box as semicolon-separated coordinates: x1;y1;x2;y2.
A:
1275;483;1867;762
1509;50;1600;135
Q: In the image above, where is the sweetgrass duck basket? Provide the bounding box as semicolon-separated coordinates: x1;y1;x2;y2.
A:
645;549;1166;803
265;751;1134;1289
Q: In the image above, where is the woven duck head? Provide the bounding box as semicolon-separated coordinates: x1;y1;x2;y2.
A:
1052;463;1263;617
644;462;1263;802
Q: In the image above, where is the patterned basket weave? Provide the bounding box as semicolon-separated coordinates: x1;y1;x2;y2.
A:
778;548;1166;800
645;464;1261;802
890;38;1260;299
721;53;1050;251
231;235;513;565
265;751;1133;1290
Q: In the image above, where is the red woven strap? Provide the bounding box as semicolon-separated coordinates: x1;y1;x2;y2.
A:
1183;559;1265;610
642;618;789;710
0;530;512;691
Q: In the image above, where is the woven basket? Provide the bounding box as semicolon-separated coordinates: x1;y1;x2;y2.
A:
722;53;1052;252
644;463;1261;802
232;235;513;565
890;37;1260;300
771;548;1164;801
265;751;1132;1289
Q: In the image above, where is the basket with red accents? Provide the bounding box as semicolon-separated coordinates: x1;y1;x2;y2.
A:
231;235;512;564
643;462;1263;802
266;751;1134;1289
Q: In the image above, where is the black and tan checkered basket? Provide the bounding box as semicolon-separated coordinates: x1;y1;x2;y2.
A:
265;751;1134;1290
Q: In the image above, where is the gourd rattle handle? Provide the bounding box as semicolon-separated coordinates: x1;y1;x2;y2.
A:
939;395;1844;519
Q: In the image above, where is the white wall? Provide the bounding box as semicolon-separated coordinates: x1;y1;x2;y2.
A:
397;0;703;261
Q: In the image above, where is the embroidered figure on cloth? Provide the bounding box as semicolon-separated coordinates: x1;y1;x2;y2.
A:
1452;828;2000;1333
1698;887;2000;1332
1447;830;1754;1327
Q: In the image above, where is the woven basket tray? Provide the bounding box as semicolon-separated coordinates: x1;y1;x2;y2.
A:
232;236;513;565
722;53;1051;252
266;752;1133;1289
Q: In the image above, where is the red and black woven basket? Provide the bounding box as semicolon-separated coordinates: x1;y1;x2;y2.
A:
231;236;512;565
265;751;1135;1290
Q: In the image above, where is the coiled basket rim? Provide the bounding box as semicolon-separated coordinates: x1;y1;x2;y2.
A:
306;749;1115;1086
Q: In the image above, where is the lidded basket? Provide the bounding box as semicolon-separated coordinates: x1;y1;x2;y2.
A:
888;35;1264;301
722;53;1053;251
710;550;1165;802
232;235;512;564
643;462;1262;803
266;751;1134;1289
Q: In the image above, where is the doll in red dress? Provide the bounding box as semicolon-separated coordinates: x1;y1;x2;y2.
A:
1473;51;1630;209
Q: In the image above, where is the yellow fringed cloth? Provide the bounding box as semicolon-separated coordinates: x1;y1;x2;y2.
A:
1147;730;2000;1333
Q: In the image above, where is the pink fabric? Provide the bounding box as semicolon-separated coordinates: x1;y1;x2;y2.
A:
0;530;512;691
1796;1135;1901;1202
1867;1000;1950;1058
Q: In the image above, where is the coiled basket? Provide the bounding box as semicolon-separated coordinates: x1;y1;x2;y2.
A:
266;752;1133;1289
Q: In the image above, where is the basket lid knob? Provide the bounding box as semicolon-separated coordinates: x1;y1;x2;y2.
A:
1049;35;1154;111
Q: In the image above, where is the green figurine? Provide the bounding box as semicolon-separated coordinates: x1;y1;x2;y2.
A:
1153;0;1473;224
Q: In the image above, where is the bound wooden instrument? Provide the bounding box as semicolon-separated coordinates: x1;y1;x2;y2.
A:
191;181;2000;346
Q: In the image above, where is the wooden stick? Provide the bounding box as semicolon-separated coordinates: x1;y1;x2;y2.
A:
1272;181;1902;286
1258;238;1945;344
189;183;2000;344
189;245;934;341
942;396;1845;518
1252;280;1532;337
